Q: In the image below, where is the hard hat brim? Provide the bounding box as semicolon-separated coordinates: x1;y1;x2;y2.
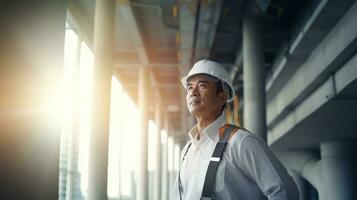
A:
180;73;235;102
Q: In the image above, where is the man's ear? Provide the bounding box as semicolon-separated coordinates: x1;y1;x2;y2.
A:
217;92;228;105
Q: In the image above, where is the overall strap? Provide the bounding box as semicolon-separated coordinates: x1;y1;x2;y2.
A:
201;124;239;200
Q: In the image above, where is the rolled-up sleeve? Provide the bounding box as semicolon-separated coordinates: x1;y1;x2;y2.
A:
238;135;299;200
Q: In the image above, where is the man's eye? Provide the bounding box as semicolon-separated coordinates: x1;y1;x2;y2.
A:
199;83;206;88
187;86;193;91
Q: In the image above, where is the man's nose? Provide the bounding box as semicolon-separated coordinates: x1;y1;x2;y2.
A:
188;85;199;97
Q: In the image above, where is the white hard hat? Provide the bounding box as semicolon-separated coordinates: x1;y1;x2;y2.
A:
181;59;235;102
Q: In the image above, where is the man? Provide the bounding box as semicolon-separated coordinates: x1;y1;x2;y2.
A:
171;59;299;200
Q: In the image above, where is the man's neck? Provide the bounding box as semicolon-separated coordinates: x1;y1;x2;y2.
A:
195;111;222;140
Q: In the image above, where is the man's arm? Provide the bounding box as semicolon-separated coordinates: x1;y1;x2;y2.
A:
238;134;299;200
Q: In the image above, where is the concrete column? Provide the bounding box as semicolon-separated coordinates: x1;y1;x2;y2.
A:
0;1;66;199
66;34;82;200
87;0;115;200
233;95;240;126
161;113;169;200
131;171;137;199
154;104;163;200
136;67;150;200
169;137;177;196
180;89;188;134
242;13;267;140
320;142;357;200
118;112;122;198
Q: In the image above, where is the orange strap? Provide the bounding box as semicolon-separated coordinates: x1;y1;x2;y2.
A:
219;124;240;142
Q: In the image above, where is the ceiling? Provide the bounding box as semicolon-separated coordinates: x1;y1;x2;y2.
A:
66;0;321;133
67;0;357;146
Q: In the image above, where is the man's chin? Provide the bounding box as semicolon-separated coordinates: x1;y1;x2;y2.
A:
188;107;203;116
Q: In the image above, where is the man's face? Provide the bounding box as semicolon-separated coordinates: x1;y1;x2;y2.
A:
185;74;225;117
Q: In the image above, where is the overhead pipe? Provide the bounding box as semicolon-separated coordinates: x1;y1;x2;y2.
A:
277;141;357;200
276;150;321;192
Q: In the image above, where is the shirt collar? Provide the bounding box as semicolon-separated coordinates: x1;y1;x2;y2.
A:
188;112;226;144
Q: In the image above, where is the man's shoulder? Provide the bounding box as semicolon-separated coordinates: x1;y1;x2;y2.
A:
227;126;262;146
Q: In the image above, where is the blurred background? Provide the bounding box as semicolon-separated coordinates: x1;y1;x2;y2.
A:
0;0;357;199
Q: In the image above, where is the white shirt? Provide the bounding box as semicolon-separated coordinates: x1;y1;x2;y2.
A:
171;114;299;200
